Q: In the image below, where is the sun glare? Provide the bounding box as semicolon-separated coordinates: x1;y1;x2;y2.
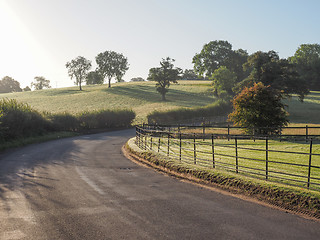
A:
0;1;54;87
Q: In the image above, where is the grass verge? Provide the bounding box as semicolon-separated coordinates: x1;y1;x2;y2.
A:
125;137;320;219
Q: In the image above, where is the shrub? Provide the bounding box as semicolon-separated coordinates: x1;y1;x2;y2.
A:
0;99;50;142
49;112;79;131
77;109;136;129
147;99;231;124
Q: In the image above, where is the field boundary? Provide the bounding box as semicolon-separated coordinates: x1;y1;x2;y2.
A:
136;124;320;191
125;137;320;219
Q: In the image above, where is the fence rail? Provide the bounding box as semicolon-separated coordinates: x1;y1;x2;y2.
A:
136;124;320;191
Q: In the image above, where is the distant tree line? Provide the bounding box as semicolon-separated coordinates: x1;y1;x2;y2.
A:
0;76;51;94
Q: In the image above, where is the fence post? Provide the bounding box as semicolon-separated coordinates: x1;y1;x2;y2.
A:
212;134;215;168
144;135;147;150
150;136;153;150
266;137;269;180
138;128;141;148
306;125;309;142
228;125;230;141
167;132;170;156
307;139;313;189
235;137;238;173
194;133;197;164
179;133;182;161
203;124;205;141
135;126;138;145
158;138;161;153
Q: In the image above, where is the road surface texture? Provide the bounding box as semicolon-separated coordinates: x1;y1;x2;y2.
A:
0;129;320;240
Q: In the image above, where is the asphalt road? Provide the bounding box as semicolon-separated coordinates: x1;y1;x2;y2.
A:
0;129;320;240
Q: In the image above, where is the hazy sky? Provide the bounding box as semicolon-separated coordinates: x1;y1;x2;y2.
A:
0;0;319;88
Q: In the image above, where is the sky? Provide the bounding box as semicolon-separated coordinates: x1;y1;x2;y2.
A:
0;0;319;88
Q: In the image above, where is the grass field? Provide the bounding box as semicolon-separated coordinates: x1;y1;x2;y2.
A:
1;81;320;125
0;81;215;124
139;134;320;190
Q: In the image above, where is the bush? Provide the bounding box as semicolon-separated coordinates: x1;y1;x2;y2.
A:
0;99;50;142
77;109;136;129
147;100;231;124
49;112;79;131
0;98;136;144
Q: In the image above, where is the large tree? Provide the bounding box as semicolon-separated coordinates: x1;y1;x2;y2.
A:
66;56;92;91
31;76;51;90
229;82;288;135
237;51;309;101
192;40;248;82
289;44;320;90
0;76;22;93
147;57;182;101
95;51;129;88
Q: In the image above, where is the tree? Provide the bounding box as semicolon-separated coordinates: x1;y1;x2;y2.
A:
228;82;288;135
193;40;233;79
31;76;51;90
23;86;31;91
211;66;237;96
86;71;103;85
0;76;22;93
147;57;182;101
237;51;309;101
95;51;129;88
66;56;92;91
192;40;248;81
289;44;320;90
130;77;145;82
181;69;202;80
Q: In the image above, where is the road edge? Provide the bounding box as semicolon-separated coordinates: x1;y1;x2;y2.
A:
123;137;320;222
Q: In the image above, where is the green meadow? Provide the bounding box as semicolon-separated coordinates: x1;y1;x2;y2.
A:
0;81;214;124
1;80;320;125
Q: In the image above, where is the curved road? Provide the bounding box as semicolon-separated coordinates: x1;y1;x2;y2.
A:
0;129;320;239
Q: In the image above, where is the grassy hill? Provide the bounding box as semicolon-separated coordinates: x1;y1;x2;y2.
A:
1;80;320;125
0;81;215;124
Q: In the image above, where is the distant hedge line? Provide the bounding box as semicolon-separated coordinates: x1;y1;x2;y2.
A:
0;99;135;143
147;100;232;124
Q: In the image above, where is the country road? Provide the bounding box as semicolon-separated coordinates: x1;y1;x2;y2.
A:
0;129;320;240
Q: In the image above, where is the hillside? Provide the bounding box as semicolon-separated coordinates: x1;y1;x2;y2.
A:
1;81;320;125
0;81;215;124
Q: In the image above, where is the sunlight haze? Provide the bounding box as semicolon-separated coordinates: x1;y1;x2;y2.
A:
1;0;319;88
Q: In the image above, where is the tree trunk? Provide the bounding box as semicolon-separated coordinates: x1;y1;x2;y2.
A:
161;93;166;101
108;78;111;88
79;82;82;91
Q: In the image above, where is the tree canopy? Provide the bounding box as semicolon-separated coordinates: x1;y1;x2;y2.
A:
31;76;51;90
95;51;129;88
0;76;22;93
192;40;248;82
66;56;92;91
237;51;309;101
289;44;320;90
147;57;182;101
211;66;237;97
86;71;104;85
229;82;289;135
